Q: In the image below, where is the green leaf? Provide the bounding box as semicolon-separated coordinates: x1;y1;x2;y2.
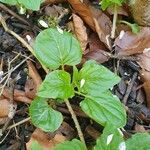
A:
18;0;42;10
101;0;124;10
34;28;82;70
53;139;87;150
78;60;120;96
38;70;74;99
0;0;42;10
130;23;140;34
29;97;63;132
80;91;126;128
0;0;17;5
31;140;42;150
126;133;150;150
94;124;124;150
72;66;79;88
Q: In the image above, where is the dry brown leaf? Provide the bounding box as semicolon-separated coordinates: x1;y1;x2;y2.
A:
25;78;36;99
26;128;66;150
0;99;10;117
140;70;150;108
2;87;32;103
67;0;112;48
84;49;109;64
137;52;150;108
134;123;147;133
43;0;66;5
27;61;42;88
72;14;88;51
0;117;9;125
67;0;95;30
115;27;150;56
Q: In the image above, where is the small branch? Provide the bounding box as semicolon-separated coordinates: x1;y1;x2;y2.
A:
123;72;138;105
0;14;48;73
7;117;30;130
65;99;86;146
111;4;118;39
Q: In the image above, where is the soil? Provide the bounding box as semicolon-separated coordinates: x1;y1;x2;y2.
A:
0;2;150;150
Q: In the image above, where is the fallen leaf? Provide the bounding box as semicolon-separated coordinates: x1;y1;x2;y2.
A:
0;117;9;125
134;123;147;133
25;78;36;99
0;99;10;117
83;49;109;63
67;0;112;48
115;27;150;56
2;87;32;103
140;70;150;108
43;0;66;5
26;128;66;150
137;51;150;108
27;61;42;88
72;14;88;51
67;0;95;30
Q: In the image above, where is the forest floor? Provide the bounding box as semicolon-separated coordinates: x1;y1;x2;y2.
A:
0;0;150;149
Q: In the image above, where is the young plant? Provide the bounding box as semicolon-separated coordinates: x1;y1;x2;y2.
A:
100;0;125;38
29;28;127;148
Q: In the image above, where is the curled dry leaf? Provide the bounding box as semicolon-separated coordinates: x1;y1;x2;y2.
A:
115;27;150;56
2;87;32;103
0;99;10;117
43;0;66;5
26;128;66;150
67;0;112;48
0;117;9;125
137;52;150;108
84;49;109;64
134;123;147;133
72;14;88;51
27;61;42;88
25;61;42;99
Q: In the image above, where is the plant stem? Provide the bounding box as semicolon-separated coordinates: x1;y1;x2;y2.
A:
65;99;86;146
0;14;48;73
74;91;92;99
111;4;118;39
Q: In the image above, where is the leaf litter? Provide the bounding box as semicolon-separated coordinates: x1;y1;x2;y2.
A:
0;0;150;149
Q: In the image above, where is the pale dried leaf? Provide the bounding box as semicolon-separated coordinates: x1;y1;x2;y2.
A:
115;27;150;56
26;128;66;150
72;14;88;51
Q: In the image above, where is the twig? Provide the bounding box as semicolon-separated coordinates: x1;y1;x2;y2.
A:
0;14;48;73
123;72;138;105
7;117;30;130
65;99;86;146
0;3;30;25
111;4;118;39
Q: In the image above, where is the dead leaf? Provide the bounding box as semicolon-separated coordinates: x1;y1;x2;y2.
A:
67;0;112;48
72;14;88;51
2;87;32;103
140;70;150;108
67;0;95;30
43;0;66;5
25;78;36;99
137;52;150;108
26;128;66;150
27;61;42;88
0;99;10;117
115;27;150;56
0;117;9;125
134;123;147;133
84;49;109;63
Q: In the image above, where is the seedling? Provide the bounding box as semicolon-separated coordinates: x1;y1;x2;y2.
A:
29;28;126;148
